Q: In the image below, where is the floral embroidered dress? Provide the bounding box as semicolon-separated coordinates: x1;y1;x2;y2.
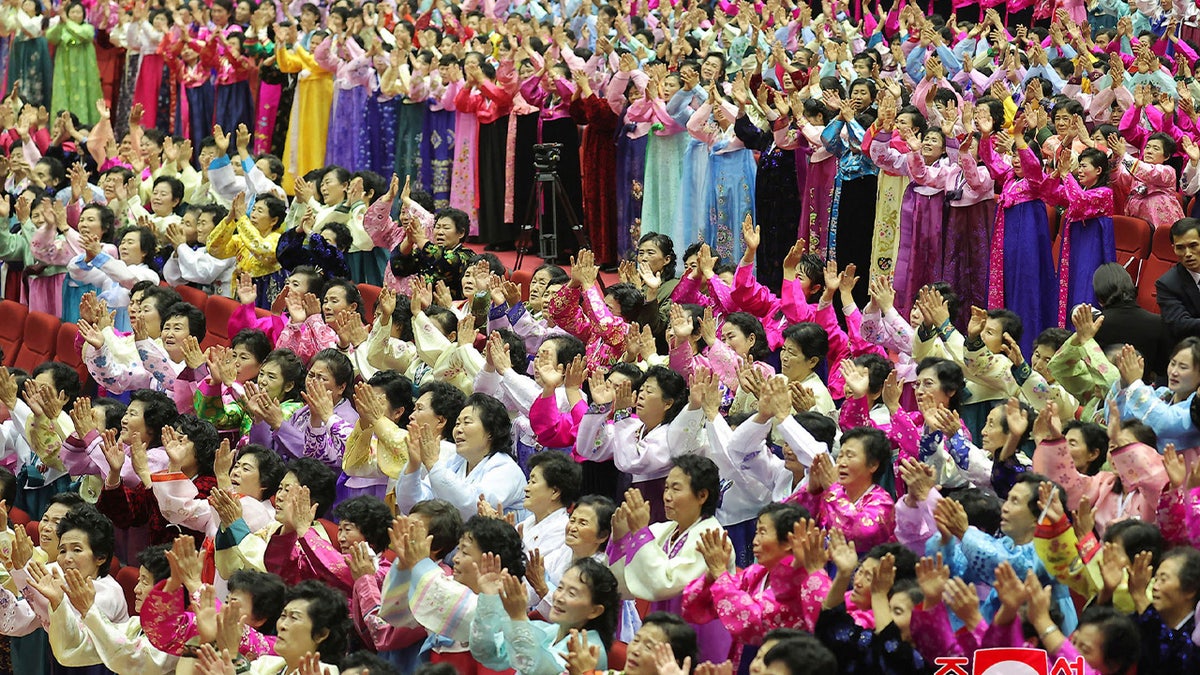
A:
45;17;102;126
141;581;274;659
1042;173;1116;324
1111;155;1185;229
786;480;896;557
469;593;607;675
247;397;359;473
205;211;284;308
681;559;831;666
546;284;630;372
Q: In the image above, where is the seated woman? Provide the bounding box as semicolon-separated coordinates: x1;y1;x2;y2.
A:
202;348;305;441
546;249;645;372
192;329;274;439
380;514;526;672
682;503;831;670
514;451;579;558
96;414;222;546
575;365;706;522
396;392;528;522
787;427;897;556
246;580;350;674
44;543;177;673
1128;547;1200;673
249;348;358;472
0;492;87;637
342;373;414;502
388;206;473;299
607;455;729;664
471;557;619;675
206;192;288;308
265;494;392;591
152;443;287;538
68;223;160;332
1113;338;1200;455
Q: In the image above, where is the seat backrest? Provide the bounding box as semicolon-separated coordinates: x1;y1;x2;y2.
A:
1113;216;1153;284
1138;256;1176;314
1151;222;1180;262
14;311;61;372
204;295;242;349
608;642;627;671
115;564;140;612
510;269;533;302
357;284;382;325
0;301;28;366
55;323;90;388
174;285;210;314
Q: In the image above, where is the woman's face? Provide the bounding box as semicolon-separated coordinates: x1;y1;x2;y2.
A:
432;215;462;248
58;530;104;579
78;208;106;241
914;367;951;409
751;514;789;568
39;503;71;554
118;232;146;265
336;520;366;554
121;400;149;442
321;286;356;324
624;624;669;675
888;592;915;642
1143;139;1167;164
159;315;192;357
850;556;880;608
274;599;325;664
1070;624;1111;673
210;2;229;25
1151;555;1196;618
662;466;703;527
307;360;345;400
635;377;671;429
836;438;878;491
235;0;252;23
230;343;263;382
661;76;682;99
320;172;347;204
528;269;553;309
1000;482;1037;538
636;240;668;274
979;406;1007;453
779;338;814;381
722;323;754;357
564;504;604;554
1076;157;1102;188
134;566;157;612
1053;110;1074;136
451;532;483;587
920;131;945;163
523;465;560;516
548;567;603;629
1065;428;1099;473
701;55;722;82
180;210;200;244
67;4;85;22
285;273;312;296
256;360;292;400
452;405;491;459
250;201;277;233
1166;348;1200;397
229;453;264;498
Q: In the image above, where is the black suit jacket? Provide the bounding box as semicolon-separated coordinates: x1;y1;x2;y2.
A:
1156;263;1200;339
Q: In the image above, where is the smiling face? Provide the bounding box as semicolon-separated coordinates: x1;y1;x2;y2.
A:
721;322;755;358
450;532;483;586
150;181;179;216
38;503;71;555
564;504;604;555
623;624;669;675
920;130;945;163
58;529;104;579
1151;555;1198;619
249;201;278;233
121;400;149;442
159;315;191;356
523;465;560;517
256;359;292;400
548;566;604;628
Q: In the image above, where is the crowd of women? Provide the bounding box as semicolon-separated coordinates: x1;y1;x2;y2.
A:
2;0;1200;673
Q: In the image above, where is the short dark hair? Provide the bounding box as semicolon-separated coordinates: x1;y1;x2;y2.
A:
527;451;582;507
757;503;809;543
641;613;696;668
986;309;1023;344
763;635;838;675
463;393;514;458
641;366;689;424
1104;519;1164;569
542;334;586;369
341;651;399;675
228;570;288;634
367;371;414;427
411;499;464;559
161;301;207;340
1075;606;1139;674
284;580;351;660
840;427;892;484
670;455;722;518
332;497;393;553
463;515;525;579
237;444;286;499
322;278;364;321
30;362;81;406
1033;327;1071;354
264;349;306;401
915;358;967;411
56;505;115;577
231;329;272;363
137;543;172;583
130;389;177;447
172;415;221;477
286;458;338;519
1170;217;1200;243
1011;474;1064;519
782;323;829;362
434;207;470;235
417;382;467;441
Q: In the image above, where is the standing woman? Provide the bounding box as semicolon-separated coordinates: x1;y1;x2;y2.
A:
456;53;514;250
7;0;53;107
204;31;257;142
1044;146;1116;324
823;97;878;308
632;71;687;242
391;22;425;183
46;2;101;126
130;9;171;134
315;31;370;172
572;66;619;266
276;30;333;191
421;54;457;210
688;87;755;264
610;61;651;262
445;54;479;237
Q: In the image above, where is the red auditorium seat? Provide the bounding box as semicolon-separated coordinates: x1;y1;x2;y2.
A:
1138;226;1181;314
1112;215;1153;284
608;642;627;670
14;311;61;372
358;283;382;325
174;284;209;313
55;323;90;388
510;269;533;301
203;295;242;350
0;301;27;366
115;564;141;612
9;507;29;527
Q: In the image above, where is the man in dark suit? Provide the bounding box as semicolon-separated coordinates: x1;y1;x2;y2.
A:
1157;217;1200;339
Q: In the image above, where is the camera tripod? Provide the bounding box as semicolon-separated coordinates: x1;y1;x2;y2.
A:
514;168;590;269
